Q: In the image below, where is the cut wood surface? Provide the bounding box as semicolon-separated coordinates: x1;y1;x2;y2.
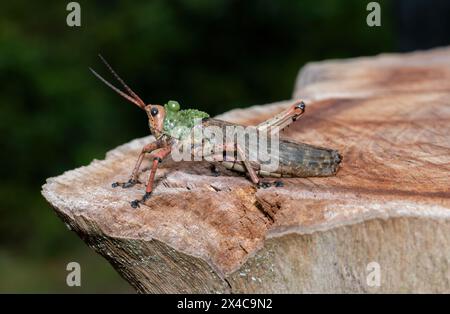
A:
42;47;450;293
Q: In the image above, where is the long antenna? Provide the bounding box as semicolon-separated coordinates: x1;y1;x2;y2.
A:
89;67;145;109
90;54;146;109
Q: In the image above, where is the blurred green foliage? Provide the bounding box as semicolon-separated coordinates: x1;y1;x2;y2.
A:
0;0;393;292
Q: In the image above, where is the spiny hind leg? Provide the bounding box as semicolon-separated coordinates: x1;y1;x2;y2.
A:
112;141;161;189
256;100;306;133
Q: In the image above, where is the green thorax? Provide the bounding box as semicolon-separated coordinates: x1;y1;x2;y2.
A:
162;100;209;140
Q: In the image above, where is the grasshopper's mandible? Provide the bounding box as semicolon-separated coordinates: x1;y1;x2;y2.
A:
90;55;342;208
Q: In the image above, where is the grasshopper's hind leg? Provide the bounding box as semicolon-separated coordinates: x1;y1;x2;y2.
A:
112;140;161;189
257;100;305;133
251;100;306;187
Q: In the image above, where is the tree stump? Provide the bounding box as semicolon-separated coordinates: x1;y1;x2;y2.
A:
42;47;450;293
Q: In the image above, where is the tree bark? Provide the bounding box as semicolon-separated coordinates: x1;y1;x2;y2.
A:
42;47;450;293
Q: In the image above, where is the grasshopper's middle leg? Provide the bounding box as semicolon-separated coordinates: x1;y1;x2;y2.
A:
130;146;171;208
112;141;161;188
204;143;279;188
205;143;261;185
234;145;260;184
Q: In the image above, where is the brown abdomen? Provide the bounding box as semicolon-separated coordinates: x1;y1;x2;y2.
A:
274;139;342;177
204;118;342;178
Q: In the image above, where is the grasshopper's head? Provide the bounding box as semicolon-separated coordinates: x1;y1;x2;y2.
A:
145;100;181;138
144;104;165;138
90;55;170;138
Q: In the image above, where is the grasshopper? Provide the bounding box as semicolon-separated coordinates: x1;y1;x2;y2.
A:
90;55;342;208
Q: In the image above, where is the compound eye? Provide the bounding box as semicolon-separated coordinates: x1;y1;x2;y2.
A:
150;107;159;116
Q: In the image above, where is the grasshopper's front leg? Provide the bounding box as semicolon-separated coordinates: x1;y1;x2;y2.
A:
130;146;172;208
112;140;163;189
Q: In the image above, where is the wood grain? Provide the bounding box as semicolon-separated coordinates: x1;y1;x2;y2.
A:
42;47;450;293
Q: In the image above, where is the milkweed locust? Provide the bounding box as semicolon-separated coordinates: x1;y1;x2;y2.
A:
90;55;342;208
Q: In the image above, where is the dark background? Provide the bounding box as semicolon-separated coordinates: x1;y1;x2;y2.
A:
0;0;449;292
